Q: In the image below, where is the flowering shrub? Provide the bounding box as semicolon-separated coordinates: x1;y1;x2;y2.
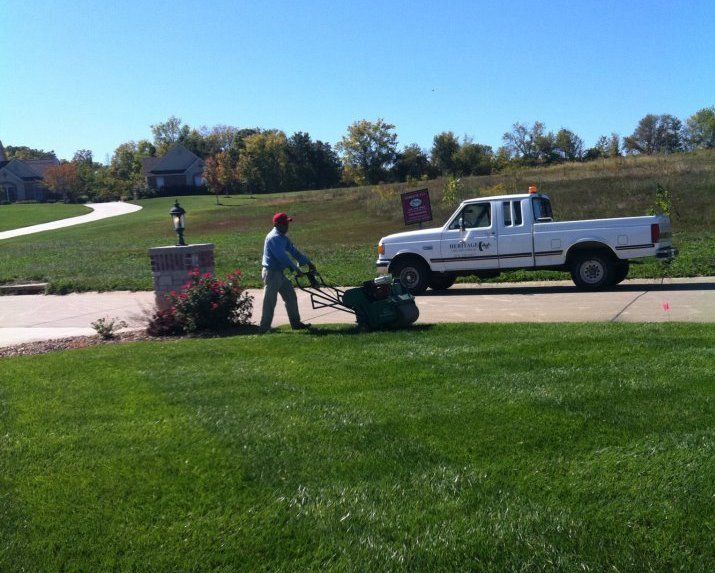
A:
147;269;253;335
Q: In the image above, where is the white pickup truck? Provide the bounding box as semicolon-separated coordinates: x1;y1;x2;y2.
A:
376;190;678;294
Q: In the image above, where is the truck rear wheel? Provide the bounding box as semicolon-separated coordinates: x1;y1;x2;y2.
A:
391;258;429;295
570;251;614;291
428;273;456;291
610;262;630;286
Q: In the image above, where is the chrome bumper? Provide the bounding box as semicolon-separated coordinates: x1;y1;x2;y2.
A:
656;246;679;261
376;260;390;275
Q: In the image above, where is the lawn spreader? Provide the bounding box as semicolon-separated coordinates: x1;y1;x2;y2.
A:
294;271;419;329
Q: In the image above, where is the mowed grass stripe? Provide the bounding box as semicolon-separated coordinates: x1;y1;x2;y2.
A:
1;323;713;571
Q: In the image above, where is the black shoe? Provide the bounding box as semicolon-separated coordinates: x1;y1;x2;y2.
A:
291;322;312;330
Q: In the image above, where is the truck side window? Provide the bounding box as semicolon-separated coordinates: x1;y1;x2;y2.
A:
513;201;522;225
450;203;491;229
503;202;512;226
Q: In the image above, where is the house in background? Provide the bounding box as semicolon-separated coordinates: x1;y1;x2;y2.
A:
141;144;205;193
0;140;59;202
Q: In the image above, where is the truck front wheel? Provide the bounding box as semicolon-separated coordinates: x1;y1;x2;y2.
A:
570;252;614;291
391;259;429;295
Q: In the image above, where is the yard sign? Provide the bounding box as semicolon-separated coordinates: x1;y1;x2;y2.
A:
401;188;432;226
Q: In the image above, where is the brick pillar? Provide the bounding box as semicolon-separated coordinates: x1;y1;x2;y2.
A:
148;243;215;309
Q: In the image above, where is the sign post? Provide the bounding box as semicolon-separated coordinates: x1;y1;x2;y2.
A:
400;188;432;228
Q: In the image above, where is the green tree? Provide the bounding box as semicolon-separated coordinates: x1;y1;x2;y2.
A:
394;144;431;181
502;122;539;164
151;116;191;154
453;140;493;175
110;140;155;188
430;131;460;175
624;114;683;154
685;106;715;149
204;152;238;202
237;131;289;194
4;146;56;160
554;129;584;161
285;132;341;191
336;119;398;184
72;149;93;165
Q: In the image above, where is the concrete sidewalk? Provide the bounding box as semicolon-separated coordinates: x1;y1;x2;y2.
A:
0;201;143;241
1;277;713;347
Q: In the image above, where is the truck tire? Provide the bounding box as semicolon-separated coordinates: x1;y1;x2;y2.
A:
570;251;614;291
391;258;429;295
610;261;630;286
428;273;456;291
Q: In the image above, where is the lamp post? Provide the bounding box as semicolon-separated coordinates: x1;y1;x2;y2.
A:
169;201;187;246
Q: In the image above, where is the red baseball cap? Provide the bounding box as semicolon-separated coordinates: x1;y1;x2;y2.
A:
273;212;293;225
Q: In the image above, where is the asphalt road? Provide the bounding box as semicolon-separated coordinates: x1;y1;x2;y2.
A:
1;277;713;347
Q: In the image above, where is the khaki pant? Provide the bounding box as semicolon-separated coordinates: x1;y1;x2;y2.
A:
260;267;301;329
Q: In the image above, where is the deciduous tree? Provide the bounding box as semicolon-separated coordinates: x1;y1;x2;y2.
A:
430;132;460;175
624;114;683;154
4;146;56;160
237;131;289;194
151;116;191;154
203;152;237;202
502;122;539;164
394;144;431;181
336;119;398;184
453;140;493;175
554;129;584;161
685;106;715;150
44;163;79;202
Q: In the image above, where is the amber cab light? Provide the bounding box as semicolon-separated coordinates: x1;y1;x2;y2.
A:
378;244;385;255
651;223;660;244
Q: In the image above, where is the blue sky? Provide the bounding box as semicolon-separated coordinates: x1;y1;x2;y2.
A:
1;0;713;162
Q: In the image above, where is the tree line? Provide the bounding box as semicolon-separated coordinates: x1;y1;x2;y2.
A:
5;106;713;201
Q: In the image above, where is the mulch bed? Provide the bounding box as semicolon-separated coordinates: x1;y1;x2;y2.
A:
0;326;263;358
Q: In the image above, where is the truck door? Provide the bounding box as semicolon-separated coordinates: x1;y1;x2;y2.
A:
439;202;498;271
498;199;534;269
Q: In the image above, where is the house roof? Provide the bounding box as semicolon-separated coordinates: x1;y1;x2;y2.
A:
140;156;161;176
142;144;202;176
3;159;43;181
25;158;59;178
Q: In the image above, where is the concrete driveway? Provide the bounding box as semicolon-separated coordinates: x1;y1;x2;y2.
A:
0;201;142;241
1;277;713;347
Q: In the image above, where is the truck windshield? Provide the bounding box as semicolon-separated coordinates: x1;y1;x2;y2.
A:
532;197;553;222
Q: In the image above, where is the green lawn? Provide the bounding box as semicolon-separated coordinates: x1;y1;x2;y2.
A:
0;203;91;232
1;323;713;571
